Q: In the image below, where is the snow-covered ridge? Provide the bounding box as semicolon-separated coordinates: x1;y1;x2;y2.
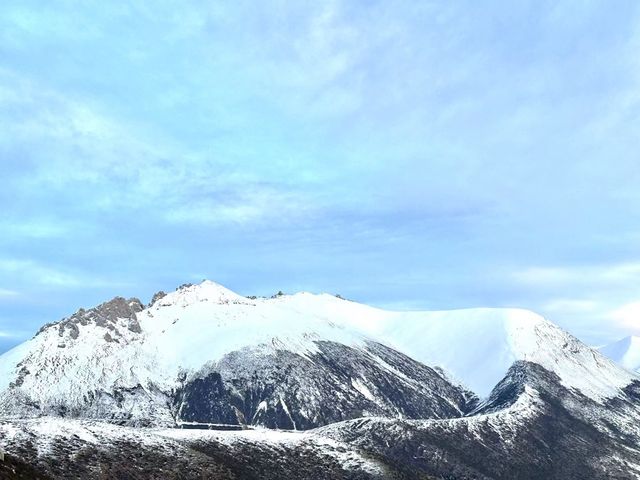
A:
378;307;636;401
139;284;371;371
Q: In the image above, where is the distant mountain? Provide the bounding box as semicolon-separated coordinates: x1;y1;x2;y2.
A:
1;280;640;479
599;335;640;371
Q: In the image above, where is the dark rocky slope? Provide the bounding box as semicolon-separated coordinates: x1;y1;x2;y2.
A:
175;340;478;429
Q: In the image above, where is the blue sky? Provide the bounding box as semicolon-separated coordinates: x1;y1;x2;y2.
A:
1;1;640;352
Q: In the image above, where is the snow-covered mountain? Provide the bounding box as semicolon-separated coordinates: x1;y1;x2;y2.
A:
2;279;640;479
0;281;635;424
599;335;640;372
0;281;477;428
0;280;634;427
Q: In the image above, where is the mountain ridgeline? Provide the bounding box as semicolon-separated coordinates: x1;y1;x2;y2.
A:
0;283;478;428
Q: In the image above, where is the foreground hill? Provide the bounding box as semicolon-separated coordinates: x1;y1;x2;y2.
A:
0;418;391;480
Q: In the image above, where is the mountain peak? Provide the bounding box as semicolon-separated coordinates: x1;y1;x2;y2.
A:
151;280;249;308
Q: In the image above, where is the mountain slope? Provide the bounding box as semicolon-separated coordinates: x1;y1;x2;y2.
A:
175;340;476;430
320;361;640;479
0;280;634;428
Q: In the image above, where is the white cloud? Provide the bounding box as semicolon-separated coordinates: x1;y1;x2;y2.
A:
165;188;316;226
0;288;19;298
512;263;640;343
543;298;599;313
0;327;28;339
0;258;131;289
0;259;80;287
0;69;328;228
514;262;640;287
514;266;577;285
0;219;69;239
608;302;640;332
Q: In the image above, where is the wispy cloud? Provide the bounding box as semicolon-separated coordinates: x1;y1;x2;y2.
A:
514;262;640;287
0;327;29;340
0;68;328;230
0;218;70;239
543;298;600;313
0;258;130;289
608;302;640;333
164;187;319;226
512;262;640;342
0;259;87;288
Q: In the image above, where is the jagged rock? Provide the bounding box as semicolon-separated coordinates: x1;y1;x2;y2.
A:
148;290;167;307
57;296;144;339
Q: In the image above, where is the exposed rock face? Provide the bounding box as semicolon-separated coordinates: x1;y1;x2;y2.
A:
56;296;144;339
148;290;167;307
175;341;478;430
0;449;52;480
0;295;165;423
